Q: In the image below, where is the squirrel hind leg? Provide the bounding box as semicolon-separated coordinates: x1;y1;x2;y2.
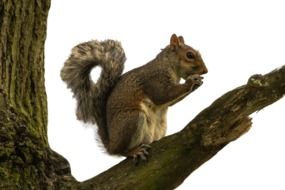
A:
107;110;148;156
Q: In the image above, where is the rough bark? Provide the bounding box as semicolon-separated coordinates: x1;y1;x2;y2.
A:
0;1;76;189
0;1;284;190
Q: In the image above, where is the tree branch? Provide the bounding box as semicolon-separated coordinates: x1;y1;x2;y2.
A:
71;65;284;190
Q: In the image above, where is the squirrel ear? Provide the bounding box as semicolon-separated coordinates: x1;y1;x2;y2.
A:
178;36;185;44
170;34;179;47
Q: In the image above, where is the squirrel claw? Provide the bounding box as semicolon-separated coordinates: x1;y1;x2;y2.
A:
128;144;151;164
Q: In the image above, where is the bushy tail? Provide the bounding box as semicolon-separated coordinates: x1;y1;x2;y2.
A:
60;39;126;146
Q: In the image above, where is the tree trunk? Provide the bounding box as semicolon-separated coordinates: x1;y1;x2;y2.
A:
0;1;284;190
0;1;76;189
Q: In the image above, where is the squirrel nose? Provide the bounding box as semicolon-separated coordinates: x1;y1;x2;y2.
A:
200;66;208;74
203;67;208;74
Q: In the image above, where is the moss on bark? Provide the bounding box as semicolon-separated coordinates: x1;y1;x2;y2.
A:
0;1;75;189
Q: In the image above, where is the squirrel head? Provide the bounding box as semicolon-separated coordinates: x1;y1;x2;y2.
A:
168;34;208;79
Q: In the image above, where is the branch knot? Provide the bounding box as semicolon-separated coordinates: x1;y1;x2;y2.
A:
247;74;268;87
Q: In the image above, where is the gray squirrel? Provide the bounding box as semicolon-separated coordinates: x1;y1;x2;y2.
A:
61;34;208;161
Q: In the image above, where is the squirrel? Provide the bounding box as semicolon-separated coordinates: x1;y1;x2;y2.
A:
60;34;208;161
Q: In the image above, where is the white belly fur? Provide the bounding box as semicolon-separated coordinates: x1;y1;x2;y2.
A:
129;98;167;149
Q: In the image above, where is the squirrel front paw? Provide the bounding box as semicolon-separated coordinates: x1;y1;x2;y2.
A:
186;74;203;89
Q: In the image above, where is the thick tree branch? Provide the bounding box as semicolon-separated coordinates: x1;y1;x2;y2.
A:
74;65;285;190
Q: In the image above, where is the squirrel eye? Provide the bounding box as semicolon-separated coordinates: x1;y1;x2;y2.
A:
186;51;195;60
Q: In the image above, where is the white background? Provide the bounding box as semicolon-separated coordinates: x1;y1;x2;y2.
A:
46;0;285;189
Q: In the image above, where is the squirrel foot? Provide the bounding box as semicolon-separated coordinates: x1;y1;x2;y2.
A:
127;144;151;164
